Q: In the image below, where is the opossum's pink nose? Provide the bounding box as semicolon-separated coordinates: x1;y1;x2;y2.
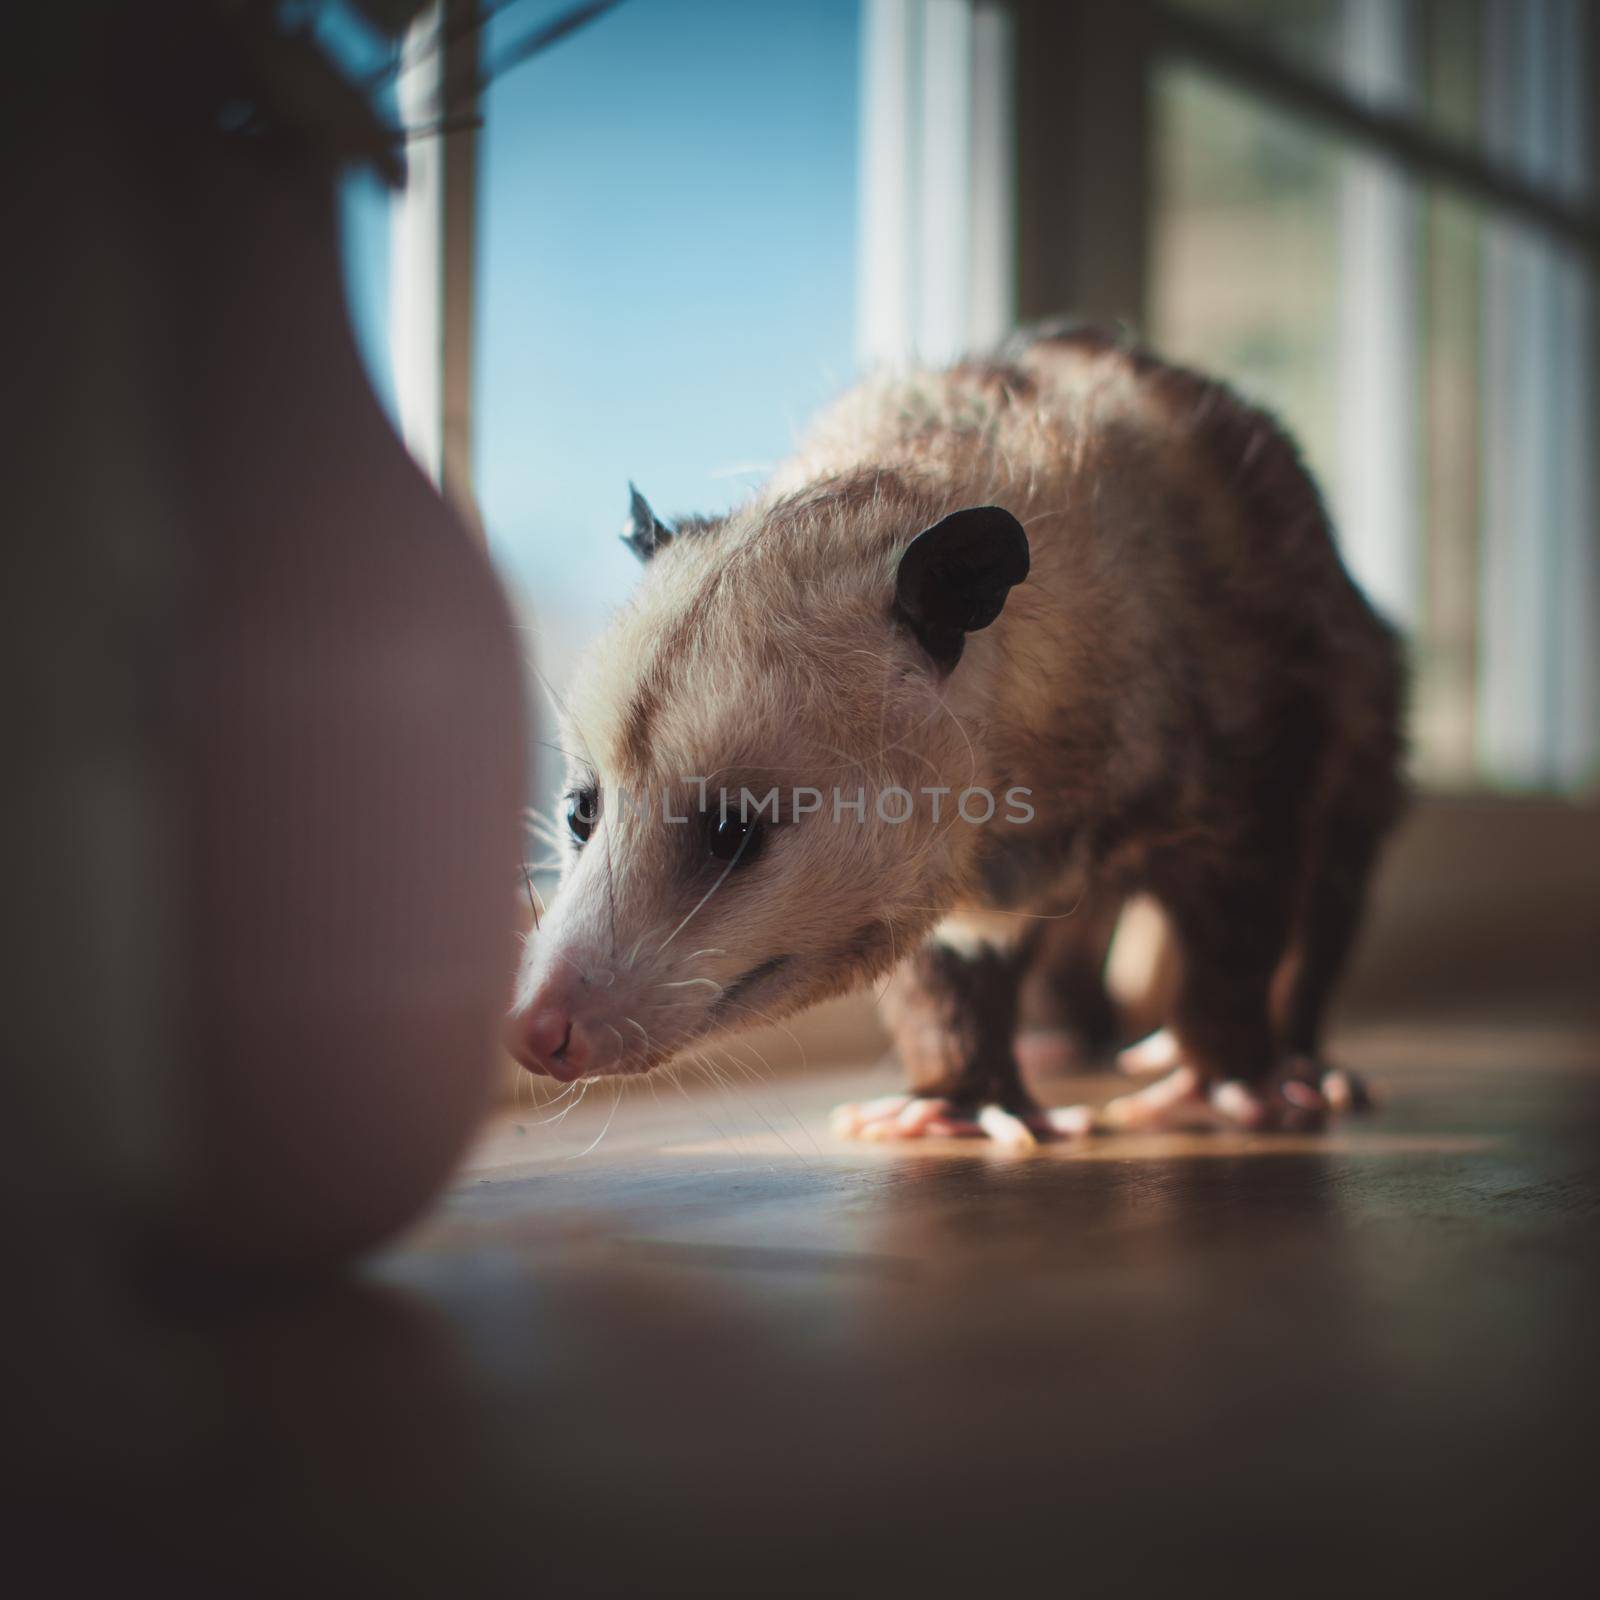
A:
508;1001;591;1081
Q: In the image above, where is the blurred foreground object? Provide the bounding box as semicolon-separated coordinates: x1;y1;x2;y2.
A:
4;0;524;1284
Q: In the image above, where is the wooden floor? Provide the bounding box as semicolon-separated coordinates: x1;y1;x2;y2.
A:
36;1018;1600;1595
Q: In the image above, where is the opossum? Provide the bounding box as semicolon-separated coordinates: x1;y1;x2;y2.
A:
508;327;1405;1144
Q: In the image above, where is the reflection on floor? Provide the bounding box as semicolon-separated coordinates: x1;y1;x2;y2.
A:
55;1021;1600;1593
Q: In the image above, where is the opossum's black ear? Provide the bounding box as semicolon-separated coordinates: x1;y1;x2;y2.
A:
622;483;673;561
893;506;1029;672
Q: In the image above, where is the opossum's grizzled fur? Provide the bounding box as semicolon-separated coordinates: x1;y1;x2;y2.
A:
509;327;1405;1141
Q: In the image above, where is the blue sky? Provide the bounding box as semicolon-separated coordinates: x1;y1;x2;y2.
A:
340;0;862;615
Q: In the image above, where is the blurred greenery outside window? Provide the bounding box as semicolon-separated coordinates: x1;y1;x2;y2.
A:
1152;0;1596;795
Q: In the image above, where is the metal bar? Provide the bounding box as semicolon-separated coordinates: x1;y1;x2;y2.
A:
1150;0;1600;262
438;0;481;536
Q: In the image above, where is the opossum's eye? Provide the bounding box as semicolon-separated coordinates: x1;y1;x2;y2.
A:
707;811;765;867
567;788;599;846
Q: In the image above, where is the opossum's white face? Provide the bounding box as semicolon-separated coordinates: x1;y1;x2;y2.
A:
507;480;1029;1081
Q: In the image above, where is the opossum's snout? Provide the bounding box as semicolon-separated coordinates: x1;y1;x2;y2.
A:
508;1002;581;1082
508;987;584;1081
507;945;633;1081
506;800;780;1082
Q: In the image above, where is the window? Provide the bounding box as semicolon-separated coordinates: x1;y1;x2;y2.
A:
1152;0;1597;792
341;0;1597;796
860;0;1597;793
339;0;861;812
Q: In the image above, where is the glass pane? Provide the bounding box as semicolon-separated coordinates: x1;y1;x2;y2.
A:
1149;60;1346;516
1151;0;1597;793
475;0;861;639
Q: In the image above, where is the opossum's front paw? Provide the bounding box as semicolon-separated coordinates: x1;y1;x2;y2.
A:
830;1094;1091;1150
1088;1062;1328;1133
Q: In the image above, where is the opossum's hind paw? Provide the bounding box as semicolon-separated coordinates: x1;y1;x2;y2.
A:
1320;1066;1377;1114
1211;1073;1328;1132
1278;1054;1377;1116
1075;1063;1329;1133
830;1095;1077;1149
1120;1034;1376;1117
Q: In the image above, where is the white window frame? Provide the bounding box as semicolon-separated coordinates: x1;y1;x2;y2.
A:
390;0;484;539
858;0;1016;369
